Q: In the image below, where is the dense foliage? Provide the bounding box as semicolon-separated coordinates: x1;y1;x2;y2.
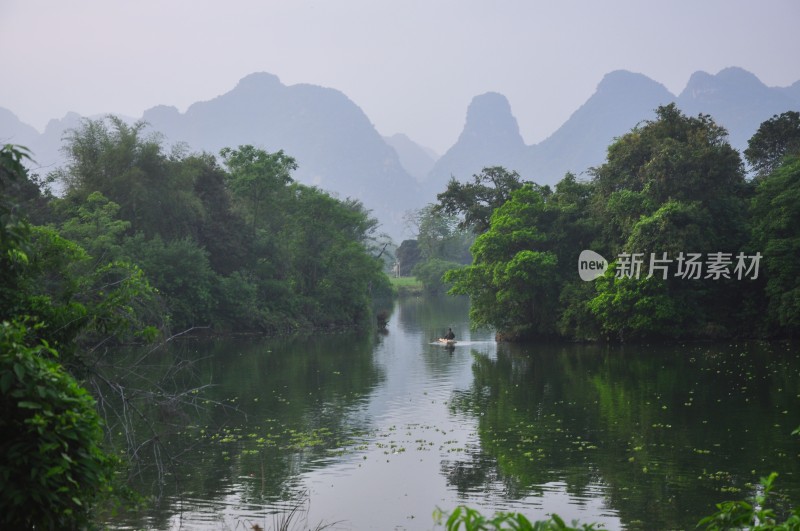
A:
0;117;394;525
435;166;532;233
48;117;391;333
744;111;800;179
1;145;120;528
0;320;114;529
439;104;800;341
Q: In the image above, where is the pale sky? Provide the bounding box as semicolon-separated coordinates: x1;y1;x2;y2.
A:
1;0;798;154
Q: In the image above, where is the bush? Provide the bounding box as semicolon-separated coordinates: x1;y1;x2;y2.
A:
0;320;114;529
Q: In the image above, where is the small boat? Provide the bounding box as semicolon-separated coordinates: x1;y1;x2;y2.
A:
437;338;457;346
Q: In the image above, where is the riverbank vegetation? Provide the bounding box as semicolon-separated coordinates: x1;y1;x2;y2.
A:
0;118;394;524
3;105;800;526
11;117;392;336
424;106;800;341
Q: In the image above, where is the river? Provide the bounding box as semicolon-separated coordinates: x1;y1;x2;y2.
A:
104;294;800;530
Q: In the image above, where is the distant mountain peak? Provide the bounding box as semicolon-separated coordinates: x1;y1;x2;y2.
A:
681;67;767;100
3;66;798;239
595;70;673;98
682;70;717;99
44;112;82;135
461;92;524;147
717;66;764;85
0;106;40;143
234;72;283;92
0;106;23;124
142;104;181;123
425;92;526;192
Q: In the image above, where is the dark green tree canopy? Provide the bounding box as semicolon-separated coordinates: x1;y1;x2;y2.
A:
43;118;394;333
442;104;786;341
591;103;748;255
744;111;800;179
220;145;297;236
446;183;562;340
435;166;542;233
592;103;744;206
57;116;205;240
750;155;800;331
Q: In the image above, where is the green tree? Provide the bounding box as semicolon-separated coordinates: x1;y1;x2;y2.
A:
444;106;756;341
413;205;473;264
220;145;296;240
412;258;462;295
592;103;747;252
121;234;217;329
404;205;473;292
58;191;130;261
586;104;750;339
281;185;389;326
188;153;250;275
0;145;126;528
745;111;800;179
446;185;560;339
587;265;685;341
593;104;742;201
2;145;160;352
0;145;33;311
435;166;534;233
0;145;53;226
4;225;161;354
750;156;800;332
57;116;204;240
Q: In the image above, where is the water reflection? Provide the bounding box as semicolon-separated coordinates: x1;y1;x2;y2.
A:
103;331;384;529
447;341;800;530
102;296;800;531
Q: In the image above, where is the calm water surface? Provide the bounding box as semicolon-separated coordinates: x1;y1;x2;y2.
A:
106;295;800;530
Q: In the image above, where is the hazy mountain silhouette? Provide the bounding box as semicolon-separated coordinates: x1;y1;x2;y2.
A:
676;67;800;153
0;108;85;177
140;73;420;238
428;68;800;192
424;92;527;198
779;80;800;105
0;107;39;146
1;73;422;239
3;67;799;239
383;133;438;183
521;70;674;184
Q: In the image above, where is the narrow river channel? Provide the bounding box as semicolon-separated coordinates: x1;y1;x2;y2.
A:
106;294;800;530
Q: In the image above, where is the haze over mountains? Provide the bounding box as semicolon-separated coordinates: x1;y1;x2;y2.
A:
425;67;800;199
2;67;799;240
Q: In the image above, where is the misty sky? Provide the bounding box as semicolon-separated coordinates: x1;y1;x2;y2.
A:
1;0;799;154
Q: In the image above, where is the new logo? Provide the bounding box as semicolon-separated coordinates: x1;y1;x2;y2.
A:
578;250;608;281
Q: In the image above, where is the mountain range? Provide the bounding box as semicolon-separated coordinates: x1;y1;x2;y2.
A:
2;67;799;240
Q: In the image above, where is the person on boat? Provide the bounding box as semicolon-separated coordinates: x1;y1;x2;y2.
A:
444;328;455;340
